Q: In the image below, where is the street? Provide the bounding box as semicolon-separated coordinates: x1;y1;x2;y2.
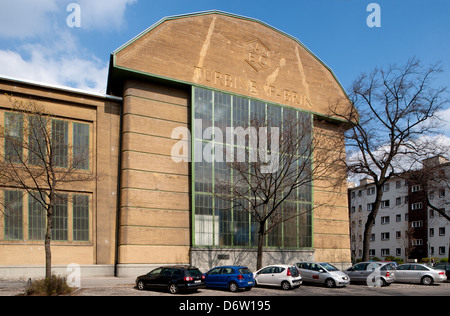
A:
74;279;450;296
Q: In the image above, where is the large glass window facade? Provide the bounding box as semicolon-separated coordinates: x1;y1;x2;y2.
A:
193;87;313;249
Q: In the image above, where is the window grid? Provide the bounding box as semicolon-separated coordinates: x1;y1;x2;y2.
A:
193;87;313;249
73;195;89;241
4;190;23;240
52;194;68;241
28;192;46;241
73;123;90;170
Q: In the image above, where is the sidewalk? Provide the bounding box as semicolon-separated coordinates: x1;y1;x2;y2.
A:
0;277;136;296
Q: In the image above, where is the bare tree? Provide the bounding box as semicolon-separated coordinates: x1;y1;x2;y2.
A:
331;58;449;261
0;97;96;280
215;111;344;270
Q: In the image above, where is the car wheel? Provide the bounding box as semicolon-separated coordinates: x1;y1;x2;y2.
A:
137;280;145;291
325;278;336;288
281;281;291;291
169;283;179;294
421;276;434;285
229;282;239;292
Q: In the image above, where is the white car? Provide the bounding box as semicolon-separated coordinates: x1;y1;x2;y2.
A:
254;264;302;290
295;262;350;288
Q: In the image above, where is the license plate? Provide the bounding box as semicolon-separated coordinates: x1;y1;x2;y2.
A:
248;281;253;284
194;280;201;283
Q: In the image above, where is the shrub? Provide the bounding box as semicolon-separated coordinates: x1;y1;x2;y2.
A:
440;258;448;263
26;275;74;296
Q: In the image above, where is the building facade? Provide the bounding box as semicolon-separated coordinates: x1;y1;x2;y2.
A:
0;11;353;278
349;157;450;262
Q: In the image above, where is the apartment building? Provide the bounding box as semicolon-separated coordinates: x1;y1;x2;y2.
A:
349;156;450;262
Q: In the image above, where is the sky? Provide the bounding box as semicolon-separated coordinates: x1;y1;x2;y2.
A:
0;0;449;136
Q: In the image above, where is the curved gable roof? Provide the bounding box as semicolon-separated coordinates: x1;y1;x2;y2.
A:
109;11;352;118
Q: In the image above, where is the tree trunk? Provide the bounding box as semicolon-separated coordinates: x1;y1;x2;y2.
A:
45;206;53;280
256;223;265;270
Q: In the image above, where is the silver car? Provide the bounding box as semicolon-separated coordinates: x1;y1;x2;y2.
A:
345;262;396;287
395;263;447;285
295;262;350;288
254;264;302;290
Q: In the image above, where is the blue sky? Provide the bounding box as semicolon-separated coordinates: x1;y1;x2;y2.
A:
0;0;449;134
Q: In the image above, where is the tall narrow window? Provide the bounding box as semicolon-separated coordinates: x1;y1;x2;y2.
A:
73;195;89;241
28;116;47;166
28;192;46;241
73;123;90;170
4;190;23;240
52;120;68;168
4;113;23;164
52;194;68;241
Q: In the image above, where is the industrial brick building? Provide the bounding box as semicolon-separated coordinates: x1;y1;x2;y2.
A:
0;11;353;278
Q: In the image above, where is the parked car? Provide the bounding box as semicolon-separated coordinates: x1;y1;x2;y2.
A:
254;264;302;290
204;265;255;292
395;263;447;285
345;262;396;287
295;262;350;288
434;262;450;281
136;265;205;294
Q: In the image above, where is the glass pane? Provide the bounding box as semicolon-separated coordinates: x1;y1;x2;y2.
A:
28;116;47;166
4;190;23;240
73;195;89;241
28;192;46;241
52;120;68;168
52;194;68;241
73;123;90;170
4;113;23;164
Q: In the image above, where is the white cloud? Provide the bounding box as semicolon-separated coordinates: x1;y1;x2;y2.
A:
437;108;450;135
0;1;138;92
0;32;108;93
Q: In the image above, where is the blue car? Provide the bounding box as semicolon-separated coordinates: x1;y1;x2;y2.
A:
204;266;255;292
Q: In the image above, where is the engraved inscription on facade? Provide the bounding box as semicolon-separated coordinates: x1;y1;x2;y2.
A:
193;66;311;108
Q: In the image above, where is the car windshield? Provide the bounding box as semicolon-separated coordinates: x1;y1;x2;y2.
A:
320;263;339;271
186;268;203;277
238;268;252;274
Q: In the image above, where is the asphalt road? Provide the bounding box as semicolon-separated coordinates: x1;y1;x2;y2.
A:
2;277;449;296
76;281;450;296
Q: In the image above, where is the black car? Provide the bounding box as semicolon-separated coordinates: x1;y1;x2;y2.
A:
136;265;205;294
434;263;450;281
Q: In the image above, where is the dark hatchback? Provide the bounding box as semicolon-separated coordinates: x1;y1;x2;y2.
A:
136;266;205;294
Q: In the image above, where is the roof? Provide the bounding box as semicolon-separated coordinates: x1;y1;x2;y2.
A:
0;75;122;102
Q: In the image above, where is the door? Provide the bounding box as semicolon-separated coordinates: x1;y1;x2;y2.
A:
347;263;369;282
220;267;234;287
144;267;163;287
297;263;313;282
410;264;428;283
395;265;410;282
256;267;276;285
206;267;222;287
157;268;173;287
309;263;324;284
